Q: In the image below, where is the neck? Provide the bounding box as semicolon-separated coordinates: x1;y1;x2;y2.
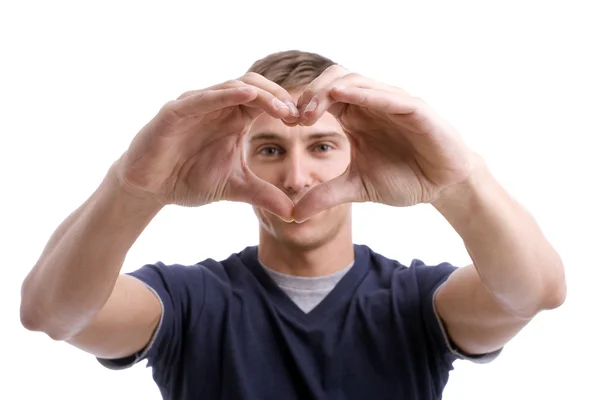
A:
257;222;354;278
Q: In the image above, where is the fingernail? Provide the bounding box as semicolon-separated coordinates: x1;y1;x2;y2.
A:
304;99;317;113
285;101;299;117
272;98;288;110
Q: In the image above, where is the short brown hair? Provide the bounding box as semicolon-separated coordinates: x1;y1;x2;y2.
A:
247;50;336;91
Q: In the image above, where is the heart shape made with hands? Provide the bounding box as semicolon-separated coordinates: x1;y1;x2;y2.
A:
246;65;476;224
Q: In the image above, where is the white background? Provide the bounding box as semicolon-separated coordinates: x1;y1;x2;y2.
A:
2;1;598;398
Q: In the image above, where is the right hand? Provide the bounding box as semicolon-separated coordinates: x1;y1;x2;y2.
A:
112;73;300;221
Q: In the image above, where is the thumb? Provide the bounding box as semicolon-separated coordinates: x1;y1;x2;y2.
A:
250;176;296;222
293;172;364;223
226;172;295;222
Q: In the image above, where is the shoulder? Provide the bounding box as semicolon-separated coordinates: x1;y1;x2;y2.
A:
361;245;458;281
119;247;258;319
126;261;206;292
408;259;459;290
128;246;256;284
359;245;458;301
360;246;475;364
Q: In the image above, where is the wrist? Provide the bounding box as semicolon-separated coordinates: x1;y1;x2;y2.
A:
431;156;500;224
101;161;166;218
104;159;166;212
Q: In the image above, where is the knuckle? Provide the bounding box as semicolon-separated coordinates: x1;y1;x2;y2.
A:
324;64;343;74
162;99;179;112
242;71;262;80
331;64;351;76
223;79;243;88
160;100;184;120
177;90;195;100
239;73;266;87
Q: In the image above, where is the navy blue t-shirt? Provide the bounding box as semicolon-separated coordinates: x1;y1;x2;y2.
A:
98;244;496;399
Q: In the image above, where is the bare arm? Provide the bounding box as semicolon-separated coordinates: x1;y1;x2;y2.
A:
20;160;164;358
20;77;298;360
432;160;566;355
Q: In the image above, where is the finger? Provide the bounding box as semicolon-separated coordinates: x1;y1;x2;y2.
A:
176;78;296;120
248;176;295;222
211;77;296;120
239;72;300;122
241;85;297;120
172;87;259;117
176;84;293;121
296;65;350;121
300;73;391;125
329;87;418;115
176;79;249;100
224;172;295;222
292;172;366;223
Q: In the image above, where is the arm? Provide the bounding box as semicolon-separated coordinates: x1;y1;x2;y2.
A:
431;156;567;355
20;161;165;358
21;77;296;360
279;68;566;355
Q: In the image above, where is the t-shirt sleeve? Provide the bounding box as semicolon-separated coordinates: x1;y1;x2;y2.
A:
96;262;206;373
411;259;502;366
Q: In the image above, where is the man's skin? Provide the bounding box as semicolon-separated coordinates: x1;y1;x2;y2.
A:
20;66;567;366
248;101;353;278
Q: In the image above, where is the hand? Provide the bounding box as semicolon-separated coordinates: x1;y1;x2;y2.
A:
292;66;477;222
114;73;300;221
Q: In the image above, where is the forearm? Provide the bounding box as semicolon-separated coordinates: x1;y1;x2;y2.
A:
20;164;163;339
35;192;95;264
35;161;127;262
432;158;566;318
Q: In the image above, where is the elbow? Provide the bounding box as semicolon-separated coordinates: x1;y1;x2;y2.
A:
510;260;567;318
20;303;59;340
544;278;567;310
20;276;43;332
20;278;68;341
542;258;568;311
20;299;61;340
20;306;72;342
20;305;41;333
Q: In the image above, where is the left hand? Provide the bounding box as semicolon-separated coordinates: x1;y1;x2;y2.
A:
292;65;479;222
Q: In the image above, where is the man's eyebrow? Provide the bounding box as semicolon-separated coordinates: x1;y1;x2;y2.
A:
249;132;346;142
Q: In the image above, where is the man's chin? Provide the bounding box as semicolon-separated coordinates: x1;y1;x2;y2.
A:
271;220;327;250
262;209;322;239
271;214;317;229
278;210;325;226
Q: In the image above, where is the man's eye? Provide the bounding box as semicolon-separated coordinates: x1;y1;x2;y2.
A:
259;146;282;156
314;144;333;153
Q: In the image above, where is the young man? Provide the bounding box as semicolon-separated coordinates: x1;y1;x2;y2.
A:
20;50;567;399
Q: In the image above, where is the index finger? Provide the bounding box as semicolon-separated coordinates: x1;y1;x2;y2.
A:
296;65;350;119
299;72;393;126
239;72;300;121
169;86;259;118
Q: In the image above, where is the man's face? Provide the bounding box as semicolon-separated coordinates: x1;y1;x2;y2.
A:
245;92;352;249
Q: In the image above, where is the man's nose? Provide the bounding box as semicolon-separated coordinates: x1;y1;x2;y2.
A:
282;151;313;198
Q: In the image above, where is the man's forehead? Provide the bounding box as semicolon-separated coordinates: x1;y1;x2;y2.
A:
248;111;344;141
